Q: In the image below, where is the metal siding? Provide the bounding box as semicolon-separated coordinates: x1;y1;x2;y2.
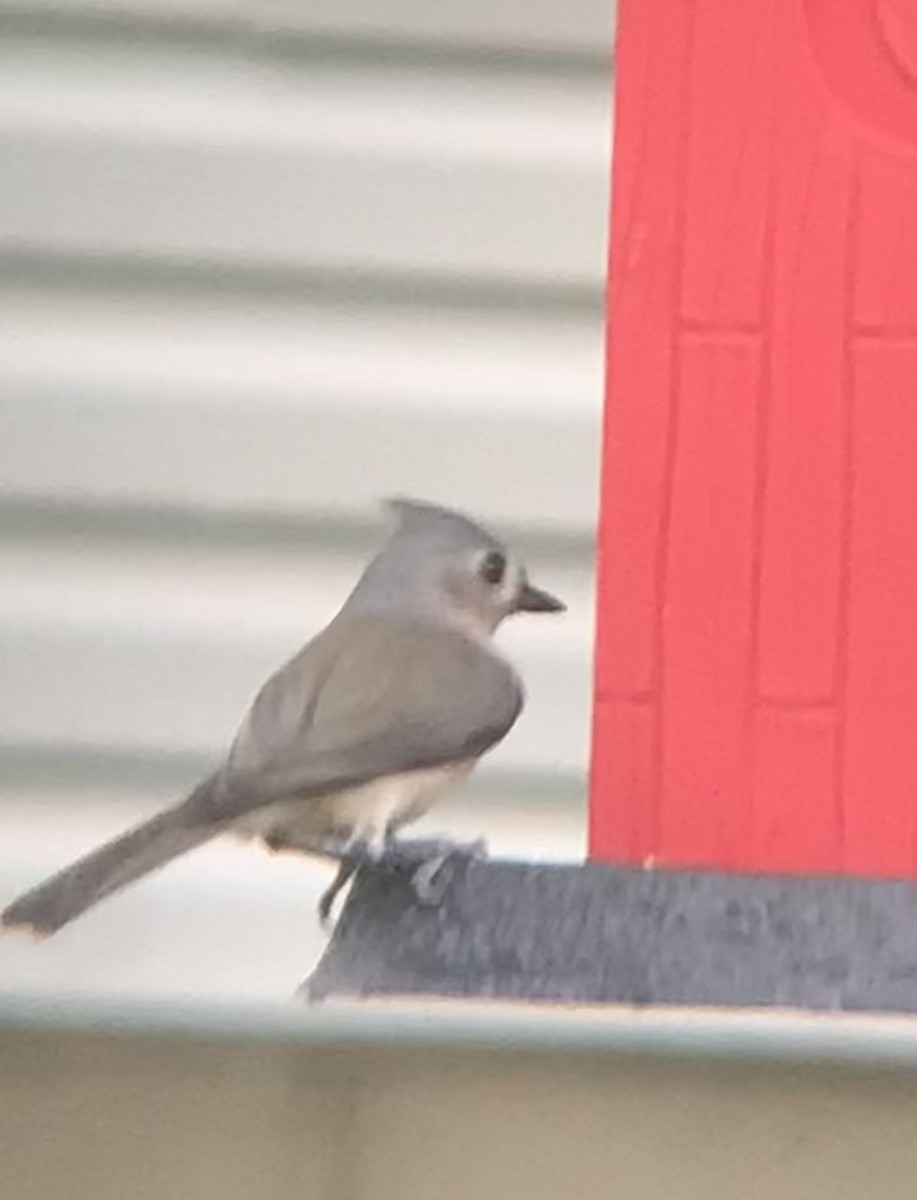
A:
0;2;609;988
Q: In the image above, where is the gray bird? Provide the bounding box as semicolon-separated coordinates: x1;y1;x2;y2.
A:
2;497;564;935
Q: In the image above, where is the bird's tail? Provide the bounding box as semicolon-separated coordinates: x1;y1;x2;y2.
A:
1;778;226;936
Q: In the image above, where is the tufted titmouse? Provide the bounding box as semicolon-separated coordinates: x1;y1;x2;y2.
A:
2;498;564;934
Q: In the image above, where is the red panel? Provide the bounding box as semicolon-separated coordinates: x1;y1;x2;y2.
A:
752;709;839;871
594;0;693;700
680;0;774;327
588;701;655;864
660;337;759;868
843;345;917;876
592;0;917;877
878;0;917;81
856;152;917;331
756;98;854;700
805;0;917;150
590;0;693;861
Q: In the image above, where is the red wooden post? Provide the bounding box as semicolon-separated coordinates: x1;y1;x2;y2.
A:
590;0;917;877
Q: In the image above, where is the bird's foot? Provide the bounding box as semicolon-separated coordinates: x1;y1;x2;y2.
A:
380;836;488;906
378;835;487;870
313;835;487;925
315;836;388;928
263;832;384;927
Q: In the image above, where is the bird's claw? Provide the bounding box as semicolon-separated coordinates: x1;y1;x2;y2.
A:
316;836;487;925
404;838;487;906
409;854;453;905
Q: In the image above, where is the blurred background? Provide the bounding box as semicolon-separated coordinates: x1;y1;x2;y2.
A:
0;0;613;1000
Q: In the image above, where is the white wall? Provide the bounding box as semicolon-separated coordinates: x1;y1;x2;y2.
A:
0;0;613;997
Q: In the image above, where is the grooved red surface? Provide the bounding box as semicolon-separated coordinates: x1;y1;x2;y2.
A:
591;0;917;876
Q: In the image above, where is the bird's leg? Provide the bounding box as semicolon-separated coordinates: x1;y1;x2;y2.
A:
262;830;384;926
265;828;487;918
315;834;403;927
317;835;488;919
317;859;358;927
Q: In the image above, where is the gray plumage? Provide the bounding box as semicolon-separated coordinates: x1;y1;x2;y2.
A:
2;498;563;935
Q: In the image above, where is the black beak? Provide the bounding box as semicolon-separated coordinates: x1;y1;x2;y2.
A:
516;580;566;614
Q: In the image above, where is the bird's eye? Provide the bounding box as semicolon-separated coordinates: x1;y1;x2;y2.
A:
479;550;507;585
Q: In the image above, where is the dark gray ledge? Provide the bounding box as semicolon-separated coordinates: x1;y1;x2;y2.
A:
306;857;917;1013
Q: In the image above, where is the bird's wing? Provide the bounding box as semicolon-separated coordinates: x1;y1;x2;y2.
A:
203;615;523;821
